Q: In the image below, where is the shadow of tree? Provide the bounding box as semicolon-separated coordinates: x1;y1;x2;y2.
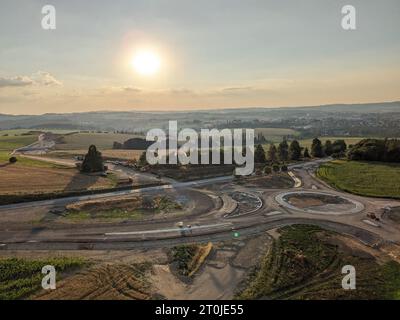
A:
63;172;100;192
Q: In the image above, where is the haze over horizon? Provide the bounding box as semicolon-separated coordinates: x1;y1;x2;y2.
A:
1;100;400;117
1;0;399;115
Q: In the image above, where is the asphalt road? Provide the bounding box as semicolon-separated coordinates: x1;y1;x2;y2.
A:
1;157;399;250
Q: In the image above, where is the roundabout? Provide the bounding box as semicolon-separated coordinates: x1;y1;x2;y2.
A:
275;190;365;215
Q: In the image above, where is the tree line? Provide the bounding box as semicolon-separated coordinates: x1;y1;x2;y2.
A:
254;138;348;164
347;138;400;163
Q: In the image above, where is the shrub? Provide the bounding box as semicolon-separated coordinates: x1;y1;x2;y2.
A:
272;164;280;173
280;164;288;172
263;166;272;175
9;156;17;163
81;145;104;173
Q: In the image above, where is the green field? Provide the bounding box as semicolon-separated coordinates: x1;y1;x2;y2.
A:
0;257;86;300
317;160;400;199
0;134;38;151
236;225;400;300
0;151;65;168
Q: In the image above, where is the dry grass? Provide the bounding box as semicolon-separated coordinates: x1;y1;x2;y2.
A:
0;165;115;195
47;149;143;161
188;243;213;277
34;262;154;300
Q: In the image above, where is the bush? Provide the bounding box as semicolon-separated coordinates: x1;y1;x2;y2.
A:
272;164;280;173
263;166;272;175
8;156;17;163
280;164;288;172
81;145;104;173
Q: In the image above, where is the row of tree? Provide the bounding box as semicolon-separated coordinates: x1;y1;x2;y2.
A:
347;138;400;163
254;138;348;164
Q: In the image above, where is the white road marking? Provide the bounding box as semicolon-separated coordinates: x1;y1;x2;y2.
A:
105;222;233;236
265;211;283;216
288;171;302;188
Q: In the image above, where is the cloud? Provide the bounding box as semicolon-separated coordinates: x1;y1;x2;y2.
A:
121;86;141;92
34;71;62;86
100;86;142;94
0;71;62;89
221;86;254;92
0;76;33;88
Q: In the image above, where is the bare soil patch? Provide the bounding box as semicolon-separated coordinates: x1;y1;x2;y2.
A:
236;173;294;189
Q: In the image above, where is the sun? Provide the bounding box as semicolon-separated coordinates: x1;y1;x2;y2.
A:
131;50;161;76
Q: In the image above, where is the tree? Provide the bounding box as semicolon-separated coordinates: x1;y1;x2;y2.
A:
303;147;310;158
280;164;288;172
278;139;289;162
311;138;324;158
272;164;280;173
138;151;148;166
81;145;104;173
332;140;347;154
348;138;400;163
324;140;333;156
254;144;266;163
267;144;278;163
289;140;301;160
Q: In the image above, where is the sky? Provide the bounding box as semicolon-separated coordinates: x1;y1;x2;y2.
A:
0;0;399;115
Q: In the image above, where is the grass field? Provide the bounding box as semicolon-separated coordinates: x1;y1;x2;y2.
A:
0;257;86;300
0;151;70;168
317;160;400;199
236;225;400;300
55;132;142;150
0;134;38;151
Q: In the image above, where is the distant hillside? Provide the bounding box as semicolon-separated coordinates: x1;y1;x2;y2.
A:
0;101;399;132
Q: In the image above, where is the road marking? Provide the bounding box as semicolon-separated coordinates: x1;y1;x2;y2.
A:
105;222;233;236
265;211;283;216
288;171;302;188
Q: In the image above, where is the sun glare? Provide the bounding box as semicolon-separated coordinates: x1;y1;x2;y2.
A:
131;50;161;76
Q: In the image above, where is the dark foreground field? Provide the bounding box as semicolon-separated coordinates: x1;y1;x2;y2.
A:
236;225;400;300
